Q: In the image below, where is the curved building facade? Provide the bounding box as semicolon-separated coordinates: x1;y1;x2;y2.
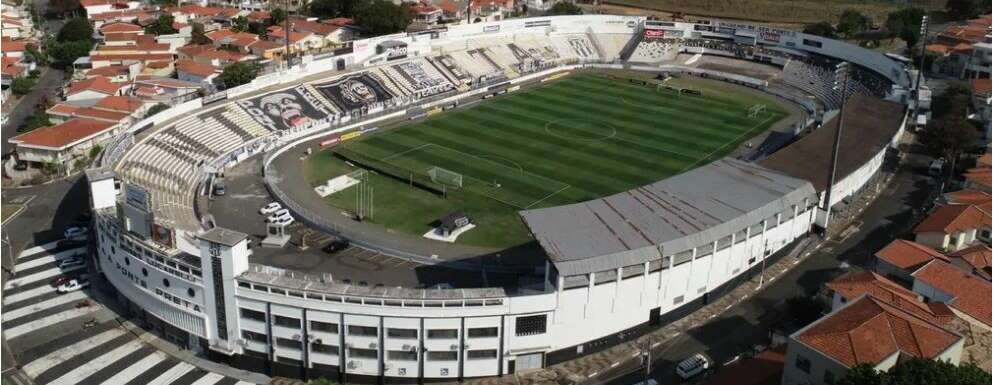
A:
86;15;910;381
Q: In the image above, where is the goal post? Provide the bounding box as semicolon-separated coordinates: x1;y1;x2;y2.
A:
427;166;463;188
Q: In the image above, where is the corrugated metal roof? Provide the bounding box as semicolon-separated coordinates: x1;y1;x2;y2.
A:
519;158;816;276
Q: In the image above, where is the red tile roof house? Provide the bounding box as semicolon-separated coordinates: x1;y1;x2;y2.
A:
781;295;965;385
873;239;950;284
289;17;354;46
913;204;992;252
175;59;219;85
8;118;121;174
64;76;129;106
947;244;992;280
46;95;147;125
911;260;992;328
132;78;202;104
80;0;142;19
825;271;956;324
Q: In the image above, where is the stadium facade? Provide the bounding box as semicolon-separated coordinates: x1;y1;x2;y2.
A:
87;15;911;381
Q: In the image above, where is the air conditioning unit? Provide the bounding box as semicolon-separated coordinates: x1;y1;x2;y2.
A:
369;342;378;349
449;344;459;351
440;368;449;376
347;360;360;369
398;368;407;375
402;344;412;350
344;342;353;348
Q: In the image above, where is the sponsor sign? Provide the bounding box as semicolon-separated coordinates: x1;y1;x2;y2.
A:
759;31;781;43
202;91;228;105
626;20;637;28
377;41;409;61
320;136;341;147
483;25;500;33
125;183;149;212
340;131;362;141
426;107;443;116
718;26;736;35
644;29;666;39
525;20;551;28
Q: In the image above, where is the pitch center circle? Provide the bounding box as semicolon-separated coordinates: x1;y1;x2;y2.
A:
544;119;617;141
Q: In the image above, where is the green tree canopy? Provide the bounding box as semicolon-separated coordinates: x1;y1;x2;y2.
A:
354;0;411;36
47;38;94;67
11;77;36;95
217;61;262;89
48;0;80;17
57;18;93;42
945;0;982;20
803;22;837;38
885;8;926;49
545;1;583;16
270;8;287;26
308;0;371;19
839;358;990;385
837;9;871;38
145;103;170;118
230;16;249;32
144;15;178;35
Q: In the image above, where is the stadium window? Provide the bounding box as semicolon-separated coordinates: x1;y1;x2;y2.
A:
648;259;664;273
142;268;148;277
238;281;251;288
672;250;693;266
515;315;547;336
162;278;170;288
802;39;822;48
387;350;418;361
749;224;763;237
348;325;378;337
312;343;339;355
273;315;301;329
387;328;418;339
275;337;301;350
427;329;458;339
427;351;458;361
271;288;286;296
467;349;497;360
187;288;195;297
241;308;266;322
310;321;338;333
242;330;267;342
276;356;301;365
673;295;684;305
288;291;304;298
696;245;714;258
594;269;617;285
734;230;747;244
349;348;378;359
467;327;498;338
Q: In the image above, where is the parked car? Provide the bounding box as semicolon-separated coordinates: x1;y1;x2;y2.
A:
57;239;87;249
675;353;711;380
259;202;282;215
57;258;86;270
322;239;350;254
266;210;291;223
213;182;226;196
51;275;74;287
273;215;294;226
928;158;945;176
58;277;90;293
63;226;88;240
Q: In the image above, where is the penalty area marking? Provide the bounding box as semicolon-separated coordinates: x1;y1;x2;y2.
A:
679;112;777;173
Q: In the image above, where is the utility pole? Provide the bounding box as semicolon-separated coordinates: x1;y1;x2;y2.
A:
641;335;652;385
822;61;850;230
915;15;929;112
284;0;292;70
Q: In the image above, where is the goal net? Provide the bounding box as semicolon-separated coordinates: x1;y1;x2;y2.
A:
748;104;766;117
428;166;463;188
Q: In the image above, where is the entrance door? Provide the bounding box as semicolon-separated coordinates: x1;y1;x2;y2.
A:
515;353;543;371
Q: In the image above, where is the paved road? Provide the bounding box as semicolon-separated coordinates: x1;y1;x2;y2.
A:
2;67;65;156
593;150;936;385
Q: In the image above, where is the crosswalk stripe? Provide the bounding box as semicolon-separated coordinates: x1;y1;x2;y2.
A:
3;291;89;322
147;362;195;385
4;283;58;304
6;265;85;289
191;372;225;385
47;339;145;385
4;305;101;339
21;328;125;378
15;247;86;271
98;351;168;385
18;240;63;258
235;381;257;385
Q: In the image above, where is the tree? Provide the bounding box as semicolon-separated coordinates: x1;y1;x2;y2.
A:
837;9;870;38
230;16;249;33
785;295;826;326
47;0;80;17
308;0;371;19
20;113;51;132
946;0;980;20
803;22;837;38
191;23;211;45
88;144;103;159
144;15;178;35
145;103;170;118
885;8;926;49
25;43;49;66
47;39;94;67
354;0;411;37
931;82;973;118
57;18;93;42
217;61;262;89
839;358;990;385
270;8;287;26
11;77;36;95
545;1;582;15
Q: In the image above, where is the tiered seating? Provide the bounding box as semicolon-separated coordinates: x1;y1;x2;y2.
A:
781;59;871;109
629;39;677;63
550;34;599;61
592;33;635;61
387;59;456;97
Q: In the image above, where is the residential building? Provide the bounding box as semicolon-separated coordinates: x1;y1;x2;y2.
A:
926;15;992;80
911;260;992;327
913;204;991;251
132;78;202;104
81;0;142;18
65;76;128;105
874;239;949;283
825;271;955;324
782;295;964;385
947;244;992;280
176;59;220;84
8;118;120;172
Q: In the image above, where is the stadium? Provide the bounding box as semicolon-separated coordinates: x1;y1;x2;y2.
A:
86;14;911;382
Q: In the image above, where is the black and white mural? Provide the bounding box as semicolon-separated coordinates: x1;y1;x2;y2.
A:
313;73;395;111
236;85;333;131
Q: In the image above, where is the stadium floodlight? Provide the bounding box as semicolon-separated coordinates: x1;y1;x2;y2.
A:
428;166;463;188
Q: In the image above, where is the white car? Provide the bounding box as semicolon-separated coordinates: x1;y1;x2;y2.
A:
267;210;291;223
259;202;282;215
58;258;86;270
64;226;89;240
675;353;711;380
273;215;295;226
58;277;90;293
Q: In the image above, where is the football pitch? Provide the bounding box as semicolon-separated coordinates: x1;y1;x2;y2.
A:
306;72;790;247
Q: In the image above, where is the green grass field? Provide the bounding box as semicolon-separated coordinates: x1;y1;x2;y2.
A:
305;72;789;248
